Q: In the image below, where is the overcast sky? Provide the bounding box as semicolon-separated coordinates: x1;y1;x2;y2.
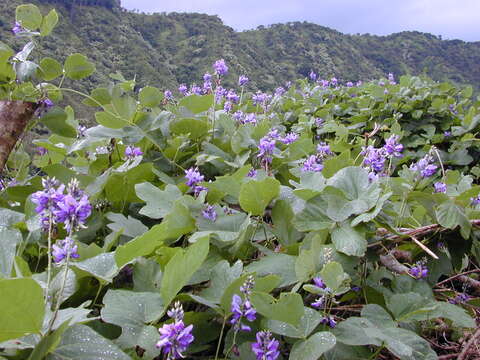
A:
121;0;479;42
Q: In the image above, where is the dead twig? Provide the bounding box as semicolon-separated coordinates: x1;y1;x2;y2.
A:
458;328;480;360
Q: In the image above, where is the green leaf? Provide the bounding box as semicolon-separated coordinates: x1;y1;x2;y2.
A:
331;222;367;257
289;332;336;360
101;290;163;356
0;228;22;277
139;86;162;107
267;307;322;339
95;111;129;129
435;200;471;238
179;94;213;114
250;291;304;326
40;107;77;138
198;260;243;303
74;252;120;284
239;177;280;216
47;324;130;360
271;199;302;246
170;118;209;140
0;278;44;342
160;236;210;306
246;252;297;287
106;212;148;238
27;321;70;360
37;58;63;81
135;183;182;219
64;54;95;80
320;261;350;294
16;4;42;31
40;9;59;36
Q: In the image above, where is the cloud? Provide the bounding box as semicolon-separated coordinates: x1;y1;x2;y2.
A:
121;0;479;41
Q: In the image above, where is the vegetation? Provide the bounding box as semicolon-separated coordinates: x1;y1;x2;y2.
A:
1;3;480;360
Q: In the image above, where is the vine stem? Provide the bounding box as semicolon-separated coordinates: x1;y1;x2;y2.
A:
214;316;227;360
45;215;53;298
224;329;238;359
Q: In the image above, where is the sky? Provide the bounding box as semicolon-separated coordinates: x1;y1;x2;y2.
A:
121;0;479;42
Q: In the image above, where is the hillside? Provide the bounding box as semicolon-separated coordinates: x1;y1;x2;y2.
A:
1;0;479;93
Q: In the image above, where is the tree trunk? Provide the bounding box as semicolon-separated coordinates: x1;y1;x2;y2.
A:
0;101;37;172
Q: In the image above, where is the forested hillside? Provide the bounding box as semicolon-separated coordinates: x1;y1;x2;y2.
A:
0;0;479;93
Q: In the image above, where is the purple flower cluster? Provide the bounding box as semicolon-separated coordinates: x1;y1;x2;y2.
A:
230;276;256;332
156;302;194;359
280;132;299;145
320;316;337;328
213;59;228;76
410;154;437;178
362;135;403;180
12;22;24;35
31;178;91;232
184;167;207;196
448;293;470;305
301;142;333;173
124;146;143;158
52;237;80;263
247;168;257;178
309;71;317;81
409;262;428;279
388;73;396;85
471;195;480;206
251;331;280;360
178;84;188;96
164;90;173;101
275;87;286;96
202;204;217;222
239;75;249;86
434;182;447;193
257;135;276;166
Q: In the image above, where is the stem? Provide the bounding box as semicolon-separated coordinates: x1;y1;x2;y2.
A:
370;345;384;359
432;146;446;180
239;87;244;106
45;215;53;298
214;316;227;360
224;329;238;359
211;94;217;140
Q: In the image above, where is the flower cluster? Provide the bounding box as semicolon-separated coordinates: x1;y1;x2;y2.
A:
202;204;217;222
434;182;447;193
410;154;437;178
213;59;228;76
124;146;143;159
12;21;24;35
156;302;194;360
470;195;480;206
320;316;337;329
362;134;403;180
239;75;249;86
409;261;428;279
311;276;332;309
251;331;280;360
448;293;470;305
52;237;80;263
302;142;334;172
31;178;91;232
230;276;256;332
184;167;207;196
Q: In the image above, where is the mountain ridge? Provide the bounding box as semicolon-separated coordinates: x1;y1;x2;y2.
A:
1;0;479;93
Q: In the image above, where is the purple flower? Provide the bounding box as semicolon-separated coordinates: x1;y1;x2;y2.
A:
190;84;202;96
178;84;188;96
252;91;268;106
257;136;276;165
239;75;249;86
410;155;437;178
52;237;79;263
203;73;212;82
167;301;185;323
184;167;204;188
362;146;386;173
311;296;325;309
378;80;386;86
54;193;92;232
164;90;173;101
317;142;333;157
202;204;217;222
319;79;329;87
77;125;87;138
409;262;428;279
444;131;452;137
315;118;325;127
356;81;363;86
203;81;212;94
302;155;323;172
330;77;338;86
230;284;257;333
313;277;326;289
281;132;298;145
434;182;447;193
215;86;227;103
383;135;403;157
346;81;354;87
213;59;228;76
226;89;240;103
320;316;337;328
274;87;286;96
12;22;24;35
388;73;396;85
36;147;47;156
240;275;255;295
224;101;233;113
125;146;143;158
247;169;257;178
471;195;480;205
243;113;257;125
156;302;194;359
448;293;470;305
309;71;317;81
39;98;54;108
251;331;280;360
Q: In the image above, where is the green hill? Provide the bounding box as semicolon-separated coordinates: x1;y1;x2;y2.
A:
1;0;479;93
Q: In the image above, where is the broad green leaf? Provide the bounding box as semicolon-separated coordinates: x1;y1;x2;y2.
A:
106;213;148;238
64;54;95;80
289;332;336;360
40;107;77;138
73;252;119;284
16;4;42;30
239;177;280;216
198;260;243;303
95;111;129;129
331;222;367;257
250;291;304;326
101;290;163;356
135;183;182;219
0;278;44;342
40;9;59;36
47;324;130;360
272;199;302;246
139;86;162;107
170;118;209;139
246;252;297;287
27;321;70;360
161;236;210;306
37;58;63;81
267;307;322;339
179;94;213;114
435;200;471;238
0;228;22;277
320;261;350;294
